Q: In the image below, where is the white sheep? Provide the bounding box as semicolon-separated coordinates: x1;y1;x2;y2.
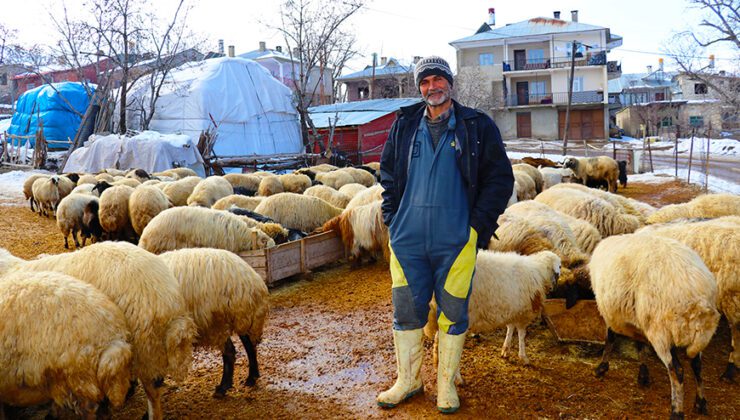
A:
590;233;720;419
70;183;97;196
0;242;196;420
98;184;136;241
56;193;99;249
551;183;655;223
254;192;343;232
158;167;198;179
345;184;383;210
637;216;740;382
23;173;49;212
129;185;172;236
56;175;76;204
512;163;544;194
126;168;152;183
564;156;619;193
257;175;284;196
513;171;536;201
535;186;641;237
139;206;275;254
75;173;98;185
338;183;367;199
646;193;740;224
538;166;573;190
321;199;389;264
212;194;264;211
223;173;261;192
424;250;561;373
315;170;355;190
304;184;352;209
158;248;269;397
337;167;376;187
163;176;202;207
187;176;233;207
31;175;60;217
279;173;313;194
0;270;133;417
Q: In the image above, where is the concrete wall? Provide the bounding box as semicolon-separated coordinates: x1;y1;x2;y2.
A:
459;45;505;67
550;66;606;93
493;108;559;140
505;41;550;62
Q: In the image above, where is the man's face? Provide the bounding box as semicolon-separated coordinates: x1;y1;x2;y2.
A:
420;75;451;107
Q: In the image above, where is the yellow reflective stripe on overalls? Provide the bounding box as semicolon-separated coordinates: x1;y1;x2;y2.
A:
438;227;477;334
389;241;409;288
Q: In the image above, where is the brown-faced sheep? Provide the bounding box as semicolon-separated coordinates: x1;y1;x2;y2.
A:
338;183;368;199
99;184;136;241
254;192;343;232
279;173;312;194
0;242;196;420
646;193;740;224
31;176;60;217
139;206;275;254
424;250;561;374
512;163;544;194
321;200;389;265
56;193;99;249
304;185;352;209
187;176;233;207
159;248;269;397
129;185;172;236
163;176;202;206
212;195;264;211
590;233;720;419
564;156;619;193
0;270;133;418
257;175;284;196
637;216;740;382
535;186;641;237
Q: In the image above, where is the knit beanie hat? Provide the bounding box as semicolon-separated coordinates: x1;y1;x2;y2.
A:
414;56;454;91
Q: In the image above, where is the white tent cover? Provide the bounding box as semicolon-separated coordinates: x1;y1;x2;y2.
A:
126;57;303;157
64;131;204;174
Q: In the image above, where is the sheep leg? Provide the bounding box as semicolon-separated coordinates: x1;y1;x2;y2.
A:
239;334;260;387
214;337;237;398
637;341;651;387
501;325;514;358
595;328;616;378
29;197;35;212
665;346;685;420
142;379;164;420
720;323;738;382
690;353;708;415
517;325;530;365
72;228;81;248
97;396;112;419
125;379;139;401
63;232;70;249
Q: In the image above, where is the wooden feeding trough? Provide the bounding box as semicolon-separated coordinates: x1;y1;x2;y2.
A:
543;299;606;344
239;230;347;286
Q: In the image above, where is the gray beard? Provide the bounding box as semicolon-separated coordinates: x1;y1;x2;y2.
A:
424;89;451;106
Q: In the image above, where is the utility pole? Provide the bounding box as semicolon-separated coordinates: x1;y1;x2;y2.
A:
562;40;577;155
370;52;377;100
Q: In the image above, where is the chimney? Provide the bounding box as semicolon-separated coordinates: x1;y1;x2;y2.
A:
488;8;495;26
554;11;561;19
259;41;266;52
647;65;653;74
218;39;224;55
275;46;282;53
380;56;387;66
571;10;578;22
413;56;421;64
659;58;664;71
228;45;235;57
709;54;715;68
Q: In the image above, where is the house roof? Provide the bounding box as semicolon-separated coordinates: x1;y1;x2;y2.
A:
338;58;413;81
451;17;616;45
608;71;676;93
308;98;421;128
239;48;295;62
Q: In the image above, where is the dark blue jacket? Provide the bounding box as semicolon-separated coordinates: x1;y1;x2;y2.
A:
380;100;514;249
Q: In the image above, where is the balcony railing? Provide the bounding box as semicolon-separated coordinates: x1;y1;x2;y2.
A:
505;91;604;106
503;50;607;72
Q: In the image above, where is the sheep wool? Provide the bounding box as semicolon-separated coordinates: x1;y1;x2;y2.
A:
254;192;342;232
589;233;719;418
279;173;313;194
345;184;383;210
551;183;654;222
338;183;367;199
56;193;99;249
257;175;284;197
304;185;352;209
212;194;264;211
99;185;136;240
187;176;234;207
129;185;172;236
71;183;96;196
139;206;275;254
76;173;98;185
646;193;740;224
23;173;49;211
0;271;133;413
321;199;389;263
513;171;536;201
163;176;202;206
224;173;261;192
337;167;376;187
9;242;196;420
512;163;544;194
31;176;60;217
160;167;198;179
564;156;619;193
57;175;76;202
315;170;355;190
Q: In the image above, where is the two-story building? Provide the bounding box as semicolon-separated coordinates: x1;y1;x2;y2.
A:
240;42;333;106
450;9;622;141
337;56;419;102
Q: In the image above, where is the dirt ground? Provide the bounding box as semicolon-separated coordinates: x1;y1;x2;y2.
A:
2;179;738;419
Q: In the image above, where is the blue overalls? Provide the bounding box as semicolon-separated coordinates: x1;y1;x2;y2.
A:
388;110;478;336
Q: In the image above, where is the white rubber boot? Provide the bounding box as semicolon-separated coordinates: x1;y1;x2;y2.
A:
377;329;424;408
437;329;466;414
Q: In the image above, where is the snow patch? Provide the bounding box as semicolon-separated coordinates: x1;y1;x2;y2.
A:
0;170;53;203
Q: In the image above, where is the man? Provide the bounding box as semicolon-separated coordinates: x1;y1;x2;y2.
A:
377;56;514;413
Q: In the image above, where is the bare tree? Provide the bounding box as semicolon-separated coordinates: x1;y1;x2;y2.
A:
272;0;364;149
454;67;496;111
667;0;740;116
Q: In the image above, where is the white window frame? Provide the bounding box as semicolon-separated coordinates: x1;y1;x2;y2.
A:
527;49;545;64
530;81;546;96
478;53;494;66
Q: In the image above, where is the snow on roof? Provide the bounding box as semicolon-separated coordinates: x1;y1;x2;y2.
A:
338;58;414;81
309;98;421;128
239;48;295;62
451;17;611;45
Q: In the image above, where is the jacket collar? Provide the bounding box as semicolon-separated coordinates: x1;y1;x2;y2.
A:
399;99;477;120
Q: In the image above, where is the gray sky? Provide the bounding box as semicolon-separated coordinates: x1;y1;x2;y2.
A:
4;0;737;75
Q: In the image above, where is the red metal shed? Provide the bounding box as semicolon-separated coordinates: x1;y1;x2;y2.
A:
308;98;421;164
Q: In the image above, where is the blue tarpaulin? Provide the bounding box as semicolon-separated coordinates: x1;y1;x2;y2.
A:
7;82;93;148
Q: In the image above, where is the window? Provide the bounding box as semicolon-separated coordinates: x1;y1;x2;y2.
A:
479;53;494;66
0;73;6;85
569;76;584;92
655;92;665;101
661;117;673;127
530;81;546;97
694;83;707;94
689;116;704;127
527;49;545;64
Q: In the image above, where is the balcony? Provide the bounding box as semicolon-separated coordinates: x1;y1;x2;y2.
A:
503;51;607;72
505;91;604;107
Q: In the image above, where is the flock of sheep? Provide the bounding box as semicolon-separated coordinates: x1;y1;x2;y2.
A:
2;154;739;419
